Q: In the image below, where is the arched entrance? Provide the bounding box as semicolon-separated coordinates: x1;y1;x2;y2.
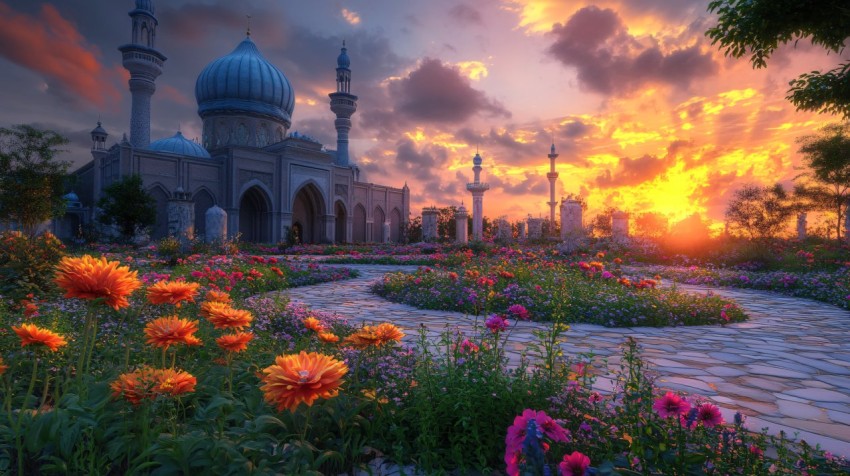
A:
291;184;326;243
194;189;215;240
373;206;385;243
390;208;402;243
149;186;169;240
335;201;347;243
239;186;271;243
353;204;366;242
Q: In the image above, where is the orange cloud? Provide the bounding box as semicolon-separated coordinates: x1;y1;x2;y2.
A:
341;8;361;25
0;2;121;108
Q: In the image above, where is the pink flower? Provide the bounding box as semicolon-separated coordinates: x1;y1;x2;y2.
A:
653;392;691;418
559;451;590;476
459;339;479;353
507;304;530;320
696;403;724;428
588;392;602;403
505;409;570;474
601;270;614;279
485;314;509;333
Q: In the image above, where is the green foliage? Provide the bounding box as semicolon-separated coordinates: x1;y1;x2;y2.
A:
706;0;850;116
0;231;65;302
155;236;182;266
725;183;794;239
0;125;71;236
794;123;850;240
97;175;156;241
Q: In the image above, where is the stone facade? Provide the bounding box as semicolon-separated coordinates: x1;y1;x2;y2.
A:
612;211;629;240
560;199;583;239
422;207;439;242
455;205;468;244
527;218;543;240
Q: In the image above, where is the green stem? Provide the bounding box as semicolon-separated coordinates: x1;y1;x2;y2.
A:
16;355;39;475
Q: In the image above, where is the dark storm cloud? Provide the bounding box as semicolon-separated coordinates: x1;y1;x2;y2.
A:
546;6;718;96
594;153;673;188
448;4;483;25
391;58;511;123
489;173;548;195
560;120;589;138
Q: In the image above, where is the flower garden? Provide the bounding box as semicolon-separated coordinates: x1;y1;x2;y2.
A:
0;232;848;474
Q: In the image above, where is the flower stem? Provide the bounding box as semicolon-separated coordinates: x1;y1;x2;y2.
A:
16;355;39;475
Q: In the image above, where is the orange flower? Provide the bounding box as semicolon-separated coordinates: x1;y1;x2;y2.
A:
260;351;348;412
0;356;8;376
146;280;200;307
203;305;253;330
317;331;340;343
205;290;232;304
110;367;196;404
144;316;200;349
375;323;405;345
343;326;382;349
12;324;68;352
200;301;231;319
216;332;254;352
303;316;325;333
54;255;142;310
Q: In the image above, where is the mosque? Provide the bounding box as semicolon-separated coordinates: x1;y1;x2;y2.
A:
67;0;410;244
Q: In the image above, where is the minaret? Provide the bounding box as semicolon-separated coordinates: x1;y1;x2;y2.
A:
329;42;358;166
466;152;490;241
119;0;166;148
547;143;559;230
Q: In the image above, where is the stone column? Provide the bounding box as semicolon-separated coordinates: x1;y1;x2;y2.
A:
527;218;543;240
383;221;391;243
205;205;227;243
797;212;807;241
422;207;438;242
560;199;583;240
496;218;512;242
455;206;468;244
518;222;526;241
612;211;629;241
167;188;194;247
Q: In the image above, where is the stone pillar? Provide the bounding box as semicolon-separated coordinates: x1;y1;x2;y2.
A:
527;218;543;240
422;207;438;242
496;218;512;242
797;212;807;241
518;222;526;241
205;205;227;243
612;211;629;241
455;205;468;244
167;188;194;246
560;199;583;239
383;221;391;243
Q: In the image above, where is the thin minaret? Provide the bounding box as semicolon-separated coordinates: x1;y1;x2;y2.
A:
466;151;490;241
329;41;358;166
119;0;166;148
547;143;559;230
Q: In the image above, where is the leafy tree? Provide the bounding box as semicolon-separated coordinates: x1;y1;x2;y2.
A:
0;125;71;236
634;212;669;239
725;184;793;239
793;123;850;240
97;174;157;241
589;207;616;238
706;0;850;116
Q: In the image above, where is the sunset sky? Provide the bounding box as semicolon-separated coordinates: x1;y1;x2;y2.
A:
0;0;844;230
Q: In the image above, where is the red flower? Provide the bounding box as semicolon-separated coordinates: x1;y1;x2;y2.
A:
653;391;691;418
559;451;591;476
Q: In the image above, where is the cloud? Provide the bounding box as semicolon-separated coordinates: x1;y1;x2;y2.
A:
0;2;121;108
158;4;246;43
449;4;483;25
341;8;361;26
390;58;510;123
490;172;548;195
594;153;674;188
546;6;718;96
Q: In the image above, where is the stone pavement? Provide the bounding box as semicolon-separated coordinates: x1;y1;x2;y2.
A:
282;263;850;456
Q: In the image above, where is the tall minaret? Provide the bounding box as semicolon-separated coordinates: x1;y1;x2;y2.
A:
466;151;490;241
329;42;358;166
546;143;559;229
119;0;166;148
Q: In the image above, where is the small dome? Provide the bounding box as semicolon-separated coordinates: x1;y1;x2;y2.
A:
473;152;482;166
135;0;154;14
337;46;350;69
63;192;80;202
91;121;107;136
149;131;211;159
195;37;295;126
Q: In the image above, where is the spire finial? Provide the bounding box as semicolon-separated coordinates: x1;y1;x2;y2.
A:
246;14;252;37
343;39;346;48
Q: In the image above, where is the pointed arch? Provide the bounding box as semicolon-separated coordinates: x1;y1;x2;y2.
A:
373;206;385;243
291;183;327;244
147;183;170;240
334;200;347;243
238;185;272;243
352;203;366;242
193;187;216;240
389;207;402;243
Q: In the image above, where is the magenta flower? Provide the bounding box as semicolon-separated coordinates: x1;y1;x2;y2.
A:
559;451;590;476
696;403;724;427
485;314;509;333
505;409;570;475
653;391;691;418
507;304;530;320
601;270;614;279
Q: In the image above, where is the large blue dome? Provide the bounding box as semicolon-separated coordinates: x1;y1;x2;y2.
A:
149;131;211;159
195;37;295;125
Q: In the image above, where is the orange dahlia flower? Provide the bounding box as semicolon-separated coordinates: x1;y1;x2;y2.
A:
375;323;405;345
144;316;200;349
317;331;340;344
0;356;8;376
204;290;232;304
200;301;231;319
260;351;348;412
110;367;197;404
146;280;200;307
54;255;142;310
216;332;255;352
343;326;382;349
203;305;253;330
153;368;197;397
12;324;68;352
303;316;325;332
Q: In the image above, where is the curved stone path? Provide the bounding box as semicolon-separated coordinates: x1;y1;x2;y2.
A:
282;264;850;455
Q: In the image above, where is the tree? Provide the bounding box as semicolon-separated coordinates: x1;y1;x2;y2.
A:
0;125;71;236
725;184;793;239
706;0;850;116
589;207;615;238
634;212;669;239
97;174;157;241
794;123;850;240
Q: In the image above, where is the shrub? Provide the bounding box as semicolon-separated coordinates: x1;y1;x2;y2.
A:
0;231;65;302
